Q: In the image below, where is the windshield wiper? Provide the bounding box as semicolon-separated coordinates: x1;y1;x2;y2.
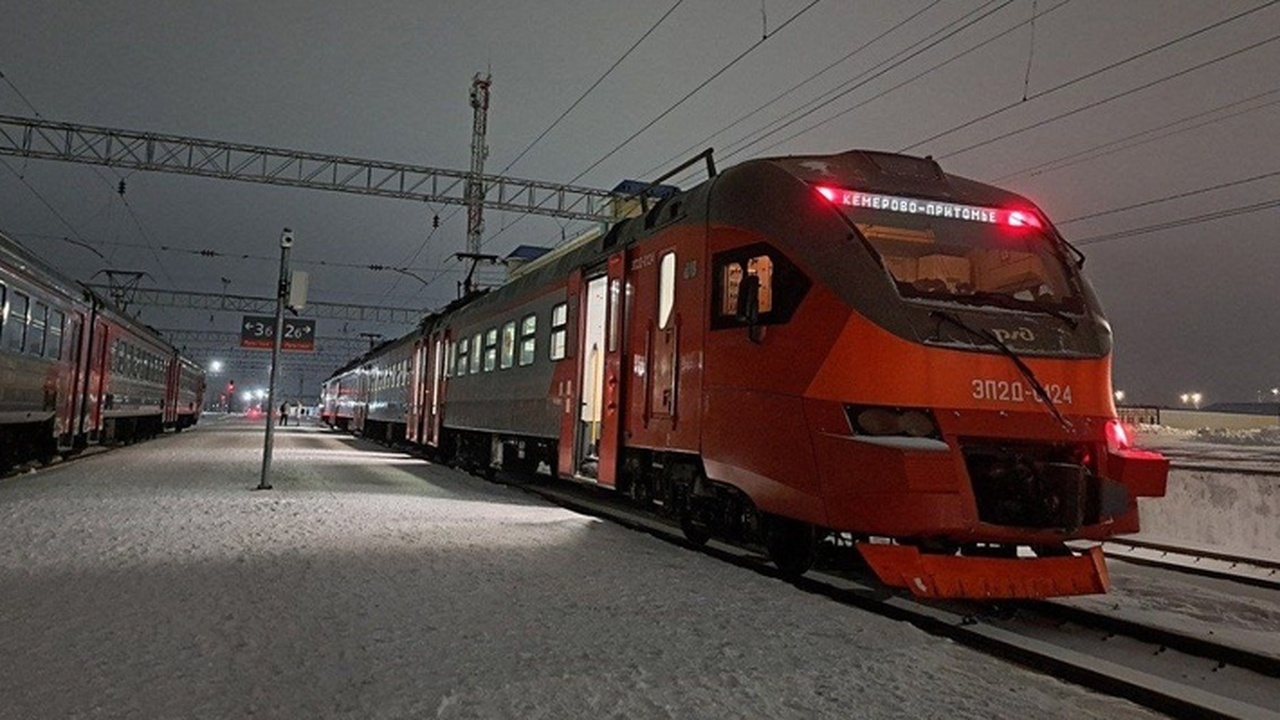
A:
930;310;1072;430
946;291;1079;329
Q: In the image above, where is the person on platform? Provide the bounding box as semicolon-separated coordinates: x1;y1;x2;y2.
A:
279;402;289;426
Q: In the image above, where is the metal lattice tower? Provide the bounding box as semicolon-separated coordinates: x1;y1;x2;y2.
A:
465;73;491;258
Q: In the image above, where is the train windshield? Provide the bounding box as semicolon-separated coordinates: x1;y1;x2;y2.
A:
819;188;1081;314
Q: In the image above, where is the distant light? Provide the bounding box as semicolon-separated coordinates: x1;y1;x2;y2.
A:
242;391;253;403
209;360;223;373
1113;390;1125;403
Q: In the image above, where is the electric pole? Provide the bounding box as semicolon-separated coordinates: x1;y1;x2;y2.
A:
463;72;491;294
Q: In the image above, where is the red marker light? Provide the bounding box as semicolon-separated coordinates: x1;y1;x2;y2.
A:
1106;419;1131;452
1006;210;1042;229
816;186;839;202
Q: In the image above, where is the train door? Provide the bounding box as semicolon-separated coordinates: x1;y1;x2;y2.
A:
62;312;83;446
569;253;625;485
426;330;446;448
408;338;426;443
649;250;679;426
90;322;110;441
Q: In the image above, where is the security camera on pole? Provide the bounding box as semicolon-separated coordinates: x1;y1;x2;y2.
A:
256;228;294;491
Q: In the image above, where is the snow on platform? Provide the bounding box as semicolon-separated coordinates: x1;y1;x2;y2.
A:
1132;428;1280;560
0;417;1157;718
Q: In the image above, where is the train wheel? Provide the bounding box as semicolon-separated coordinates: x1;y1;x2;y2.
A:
680;511;712;547
764;516;816;577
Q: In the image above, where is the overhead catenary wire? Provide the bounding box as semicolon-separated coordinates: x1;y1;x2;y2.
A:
712;0;1031;169
499;0;685;176
935;31;1280;160
465;0;826;289
670;0;1028;186
992;86;1280;182
1;64;180;325
1059;168;1280;226
638;0;947;180
1073;197;1280;246
566;0;824;186
396;1;687;302
902;0;1280;155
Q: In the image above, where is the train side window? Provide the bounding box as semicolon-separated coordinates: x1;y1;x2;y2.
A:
484;327;498;372
4;291;28;353
519;314;537;366
658;252;676;330
711;244;809;330
29;302;48;357
607;279;621;352
720;262;743;316
719;255;774;318
550;302;568;361
48;310;65;359
500;321;516;369
470;333;482;374
454;338;468;376
444;339;455;378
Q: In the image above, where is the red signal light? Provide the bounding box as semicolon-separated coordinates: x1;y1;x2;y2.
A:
1006;210;1042;229
1106;420;1131;452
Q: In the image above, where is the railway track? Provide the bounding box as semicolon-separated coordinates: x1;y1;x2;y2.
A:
1102;537;1280;590
511;474;1280;720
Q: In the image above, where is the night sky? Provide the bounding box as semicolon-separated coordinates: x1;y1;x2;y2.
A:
2;1;1278;406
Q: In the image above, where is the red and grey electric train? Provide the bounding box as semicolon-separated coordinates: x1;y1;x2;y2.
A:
323;149;1168;600
0;229;205;473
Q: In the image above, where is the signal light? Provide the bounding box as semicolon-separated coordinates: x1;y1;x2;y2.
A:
1106;420;1131;452
1006;210;1042;229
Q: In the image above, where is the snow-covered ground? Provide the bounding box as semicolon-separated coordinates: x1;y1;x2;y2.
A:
1129;426;1279;560
0;418;1158;719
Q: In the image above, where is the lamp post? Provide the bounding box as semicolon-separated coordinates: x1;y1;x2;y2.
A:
256;228;293;491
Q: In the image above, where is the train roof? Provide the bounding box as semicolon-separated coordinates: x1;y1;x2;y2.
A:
320;148;1049;382
2;226;194;358
762;149;1037;211
0;227;89;302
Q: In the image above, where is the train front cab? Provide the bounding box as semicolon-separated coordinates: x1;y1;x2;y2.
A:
697;152;1168;599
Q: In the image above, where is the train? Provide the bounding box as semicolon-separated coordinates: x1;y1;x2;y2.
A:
0;229;205;474
322;149;1169;600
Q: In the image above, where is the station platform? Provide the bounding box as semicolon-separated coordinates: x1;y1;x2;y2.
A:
0;416;1156;718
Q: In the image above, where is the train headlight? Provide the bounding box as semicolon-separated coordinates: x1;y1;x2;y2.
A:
847;405;941;440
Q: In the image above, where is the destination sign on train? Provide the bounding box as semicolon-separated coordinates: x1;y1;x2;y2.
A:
815;186;1041;228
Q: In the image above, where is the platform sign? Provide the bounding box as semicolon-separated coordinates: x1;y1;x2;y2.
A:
240;315;316;351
